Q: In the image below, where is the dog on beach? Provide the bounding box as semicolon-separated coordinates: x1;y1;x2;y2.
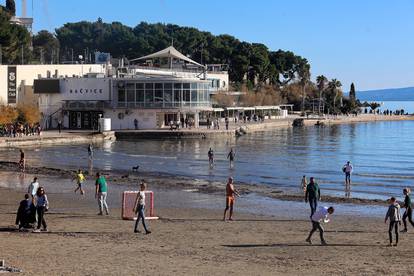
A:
132;165;139;172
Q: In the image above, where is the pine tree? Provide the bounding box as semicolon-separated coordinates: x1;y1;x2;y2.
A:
349;83;356;101
6;0;16;16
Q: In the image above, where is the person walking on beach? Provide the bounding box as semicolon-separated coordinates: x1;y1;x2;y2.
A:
134;118;138;130
227;148;235;168
208;148;214;167
223;177;240;221
19;149;25;172
74;170;86;195
33;187;49;232
225;117;229;130
28;177;39;204
57;120;62;134
88;144;93;159
342;161;353;186
301;175;307;194
95;172;109;215
385;197;402;246
306;206;334;245
305;177;321;217
133;181;151;234
401;188;414;233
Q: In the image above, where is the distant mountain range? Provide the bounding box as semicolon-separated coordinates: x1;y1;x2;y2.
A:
355;87;414;102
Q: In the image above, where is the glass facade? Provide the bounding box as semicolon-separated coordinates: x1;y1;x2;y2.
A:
117;81;211;108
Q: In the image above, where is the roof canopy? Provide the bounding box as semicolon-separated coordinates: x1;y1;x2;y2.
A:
130;46;204;68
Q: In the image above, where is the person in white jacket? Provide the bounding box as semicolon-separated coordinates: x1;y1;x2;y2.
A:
306;206;335;245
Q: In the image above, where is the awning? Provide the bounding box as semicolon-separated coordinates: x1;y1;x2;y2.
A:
130;46;205;68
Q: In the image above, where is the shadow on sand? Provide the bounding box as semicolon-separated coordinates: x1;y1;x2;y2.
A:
222;243;384;248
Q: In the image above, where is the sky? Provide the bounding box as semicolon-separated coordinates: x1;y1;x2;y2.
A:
7;0;414;91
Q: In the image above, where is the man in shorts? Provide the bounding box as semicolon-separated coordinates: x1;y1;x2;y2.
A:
223;177;240;221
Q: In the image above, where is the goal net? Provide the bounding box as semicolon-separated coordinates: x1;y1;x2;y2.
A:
121;191;158;220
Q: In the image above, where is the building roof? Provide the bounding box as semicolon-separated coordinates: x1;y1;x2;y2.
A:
130;46;205;68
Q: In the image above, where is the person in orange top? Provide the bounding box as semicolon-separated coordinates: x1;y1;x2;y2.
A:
223;177;240;221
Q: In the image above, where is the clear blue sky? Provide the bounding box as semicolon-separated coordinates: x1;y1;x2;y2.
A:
9;0;414;91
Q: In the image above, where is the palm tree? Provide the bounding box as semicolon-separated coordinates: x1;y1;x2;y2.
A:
328;79;342;113
299;64;310;112
316;75;328;114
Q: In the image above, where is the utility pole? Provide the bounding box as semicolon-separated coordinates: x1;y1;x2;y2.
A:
71;48;74;64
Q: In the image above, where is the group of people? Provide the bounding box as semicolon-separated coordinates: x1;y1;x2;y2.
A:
208;147;235;168
1;123;42;138
15;177;49;232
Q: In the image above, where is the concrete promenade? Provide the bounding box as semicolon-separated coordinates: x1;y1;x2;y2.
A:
0;114;412;146
0;130;115;148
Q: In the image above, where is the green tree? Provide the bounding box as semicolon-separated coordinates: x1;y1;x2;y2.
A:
327;79;342;113
6;0;15;16
349;82;356;101
0;9;31;64
316;75;328;114
33;30;60;64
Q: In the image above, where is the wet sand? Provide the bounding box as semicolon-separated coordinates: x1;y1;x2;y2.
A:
1;167;414;275
0;161;390;207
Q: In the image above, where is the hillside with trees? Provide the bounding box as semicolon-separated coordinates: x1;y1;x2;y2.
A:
0;8;359;113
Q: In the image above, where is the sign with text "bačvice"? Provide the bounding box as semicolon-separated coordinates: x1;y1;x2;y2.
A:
7;66;17;104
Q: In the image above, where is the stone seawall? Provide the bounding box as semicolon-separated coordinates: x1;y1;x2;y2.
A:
0;131;116;148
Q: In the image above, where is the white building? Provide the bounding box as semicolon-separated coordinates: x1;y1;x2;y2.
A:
0;64;107;106
34;46;229;130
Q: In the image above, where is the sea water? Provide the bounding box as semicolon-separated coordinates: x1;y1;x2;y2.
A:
1;120;414;201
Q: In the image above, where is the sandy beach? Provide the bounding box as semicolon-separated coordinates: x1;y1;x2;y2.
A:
1;166;414;275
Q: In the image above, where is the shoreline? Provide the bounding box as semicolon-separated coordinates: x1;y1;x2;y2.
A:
0;161;389;208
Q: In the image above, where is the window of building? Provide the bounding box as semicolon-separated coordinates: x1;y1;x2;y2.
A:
136;84;144;103
154;83;163;105
164;83;173;107
118;89;126;102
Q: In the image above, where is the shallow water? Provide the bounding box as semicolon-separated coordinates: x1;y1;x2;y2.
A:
1;120;413;201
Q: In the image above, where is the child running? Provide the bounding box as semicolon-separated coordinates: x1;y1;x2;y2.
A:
133;181;151;234
33;187;49;232
74;169;86;195
384;197;402;246
401;188;414;232
223;177;240;221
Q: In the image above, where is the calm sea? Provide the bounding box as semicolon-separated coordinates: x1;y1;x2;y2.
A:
1;120;414;201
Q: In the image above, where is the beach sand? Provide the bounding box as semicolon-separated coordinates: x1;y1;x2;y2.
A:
1;172;414;275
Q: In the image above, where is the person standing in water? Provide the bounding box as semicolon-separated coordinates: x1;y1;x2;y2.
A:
133;181;151;234
301;175;307;194
88;144;93;159
19;149;25;172
401;188;414;233
223;177;240;221
227;148;235;168
342;161;353;186
208;148;214;167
